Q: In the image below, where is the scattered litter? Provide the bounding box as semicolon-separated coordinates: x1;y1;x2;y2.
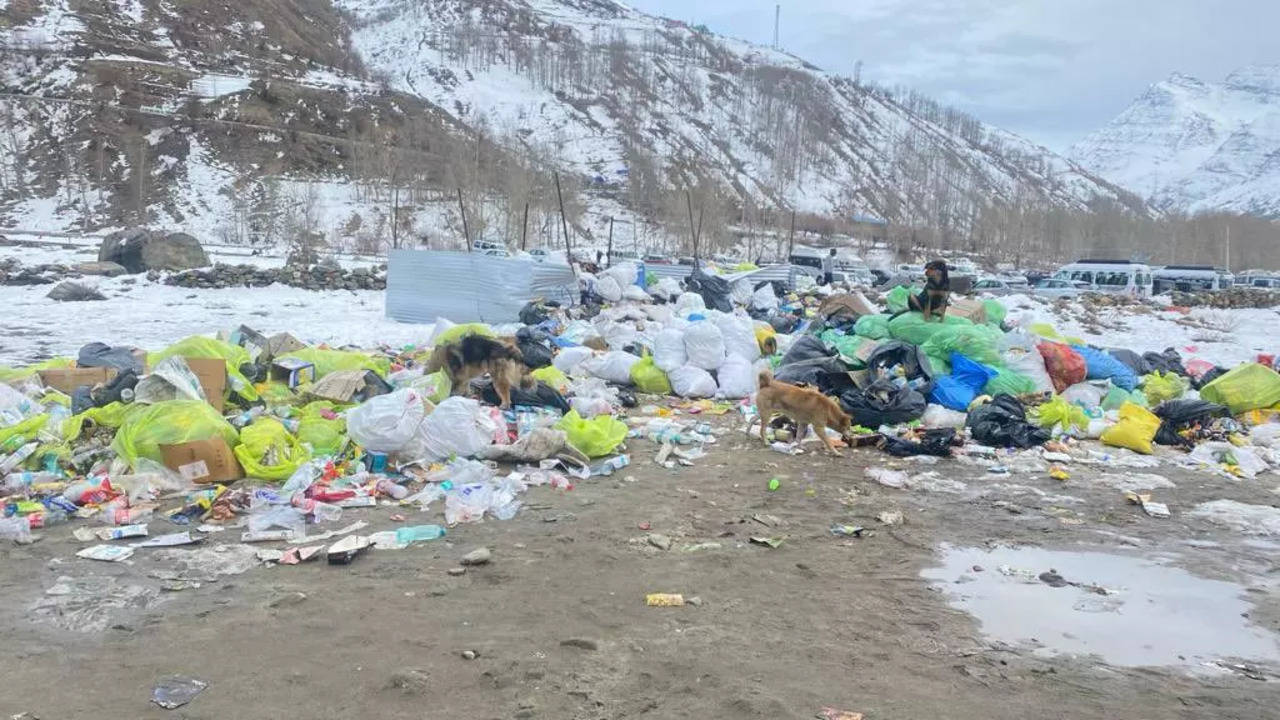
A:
151;675;208;709
1189;500;1280;535
645;592;685;607
876;511;904;525
749;536;784;548
865;467;908;489
76;544;134;562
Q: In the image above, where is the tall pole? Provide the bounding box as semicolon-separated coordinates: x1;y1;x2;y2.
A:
553;172;576;277
786;208;796;259
1225;223;1231;271
606;216;614;266
685;191;697;251
520;201;529;251
773;4;780;49
457;187;471;250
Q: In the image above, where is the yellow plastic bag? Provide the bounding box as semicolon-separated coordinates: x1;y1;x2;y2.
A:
1200;363;1280;414
257;381;298;406
149;336;259;402
233;418;310;481
1033;396;1089;431
1142;371;1188;405
629;355;672;395
112;400;239;468
276;348;389;380
0;414;50;450
433;323;495;347
1099;402;1161;454
530;366;570;394
556;410;627;458
296;402;347;455
1028;322;1084;347
60;402;131;441
0;357;73;385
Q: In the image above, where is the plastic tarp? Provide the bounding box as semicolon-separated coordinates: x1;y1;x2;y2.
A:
386;250;577;324
1200;363;1280;414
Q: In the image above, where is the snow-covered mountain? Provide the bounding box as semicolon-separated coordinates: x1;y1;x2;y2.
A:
0;0;1144;247
1070;65;1280;217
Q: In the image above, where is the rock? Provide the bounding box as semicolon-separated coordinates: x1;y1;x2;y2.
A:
268;591;308;608
461;649;478;660
447;567;467;576
687;595;703;607
46;281;105;302
461;547;492;566
386;668;431;694
72;261;128;277
98;227;209;273
645;533;672;551
559;637;599;651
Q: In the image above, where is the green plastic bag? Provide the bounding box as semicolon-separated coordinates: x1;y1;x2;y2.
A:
645;271;657;287
889;312;971;346
61;402;131;441
556;410;627;458
984;367;1036;397
1200;363;1280;414
854;314;892;340
433;323;495;347
1028;322;1084;347
258;381;298;406
0;414;50;450
1142;370;1189;406
982;299;1007;327
150;336;258;402
630;355;672;395
0;357;73;385
920;324;1004;367
112;400;239;468
296;402;347;455
885;286;912;314
1033;396;1089;431
820;330;873;368
531;366;570;393
1101;385;1148;411
277;347;389;380
233;418;310;481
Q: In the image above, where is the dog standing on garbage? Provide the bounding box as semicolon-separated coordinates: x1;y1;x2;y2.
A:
430;335;535;408
910;259;951;321
754;370;852;456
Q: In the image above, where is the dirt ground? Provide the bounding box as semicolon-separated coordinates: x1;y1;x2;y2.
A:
3;413;1280;720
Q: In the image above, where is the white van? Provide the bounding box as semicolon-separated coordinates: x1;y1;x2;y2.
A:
1052;260;1154;297
1152;265;1233;293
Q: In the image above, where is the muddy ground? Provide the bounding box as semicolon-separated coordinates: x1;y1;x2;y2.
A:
2;414;1279;719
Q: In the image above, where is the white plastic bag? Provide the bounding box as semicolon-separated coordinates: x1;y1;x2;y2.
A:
568;377;619;418
623;285;650;302
921;404;968;429
1062;382;1107;409
1001;332;1055;394
1189;441;1269;478
416;397;500;461
552;346;595;374
1250;423;1280;448
598;320;638;350
669;365;718;398
346;389;427;453
654;327;688;372
595;276;623;302
652;277;683;301
683;320;725;370
676;292;706;316
559;320;600;346
730;279;753;307
712;312;760;361
752;283;779;311
716;354;756;398
580;351;641;384
600;261;639;289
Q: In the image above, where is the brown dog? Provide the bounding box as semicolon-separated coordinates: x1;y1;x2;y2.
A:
429;334;534;408
754;370;852;456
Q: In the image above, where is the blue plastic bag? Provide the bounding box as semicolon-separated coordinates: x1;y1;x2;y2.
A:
929;353;998;411
1073;346;1138;391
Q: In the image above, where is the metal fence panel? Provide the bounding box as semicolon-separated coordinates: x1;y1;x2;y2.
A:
386;250;577;324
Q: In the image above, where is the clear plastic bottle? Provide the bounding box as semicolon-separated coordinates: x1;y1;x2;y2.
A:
0;442;38;475
394;524;446;545
376;478;409;500
311;502;343;523
2;471;60;491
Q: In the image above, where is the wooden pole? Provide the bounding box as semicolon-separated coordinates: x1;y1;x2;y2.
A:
520;201;529;251
786;208;796;259
694;206;704;262
685;191;697;250
457;187;471;250
553;172;576;277
606;216;614;266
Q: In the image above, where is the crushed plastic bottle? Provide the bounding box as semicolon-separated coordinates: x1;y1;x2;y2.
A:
375;478;409;500
0;442;38;475
394;524;446;545
2;471;60;491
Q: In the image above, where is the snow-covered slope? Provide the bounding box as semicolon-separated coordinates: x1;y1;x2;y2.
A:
1070;65;1280;217
0;0;1144;245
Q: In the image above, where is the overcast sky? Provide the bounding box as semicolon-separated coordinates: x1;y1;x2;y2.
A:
626;0;1280;152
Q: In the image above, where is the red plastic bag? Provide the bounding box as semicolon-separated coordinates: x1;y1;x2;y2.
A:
1037;342;1086;394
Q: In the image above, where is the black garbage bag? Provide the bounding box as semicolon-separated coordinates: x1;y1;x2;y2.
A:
515;327;554;369
687;268;732;313
77;342;146;374
519;301;550;326
1153;399;1229;446
1143;347;1188;377
470;377;570;412
838;380;926;427
883;428;956;457
866;340;934;380
966;394;1050;448
769;313;801;334
773;357;856;396
1107;348;1151;376
779;334;835;366
1193;366;1228;390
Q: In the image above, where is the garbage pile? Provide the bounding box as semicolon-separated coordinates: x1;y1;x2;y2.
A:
4;258;1280;560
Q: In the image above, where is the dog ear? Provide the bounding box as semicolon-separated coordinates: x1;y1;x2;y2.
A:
445;346;464;372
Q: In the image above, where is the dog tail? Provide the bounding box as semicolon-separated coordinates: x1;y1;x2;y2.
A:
757;369;773;388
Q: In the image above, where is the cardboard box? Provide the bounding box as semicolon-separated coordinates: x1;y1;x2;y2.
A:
947;296;987;324
38;366;115;394
271;357;316;388
183;357;228;411
160;436;242;484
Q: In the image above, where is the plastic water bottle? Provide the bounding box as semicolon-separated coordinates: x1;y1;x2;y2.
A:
0;442;38;475
231;406;264;428
311;502;343;523
395;524;446;545
376;478;409;500
3;471;60;491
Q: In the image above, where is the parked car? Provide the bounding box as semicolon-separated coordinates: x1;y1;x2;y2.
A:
528;248;550;262
1031;278;1089;298
677;256;696;266
642;253;672;265
972;277;1029;296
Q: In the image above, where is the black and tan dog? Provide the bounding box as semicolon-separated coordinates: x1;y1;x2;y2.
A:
428;335;534;408
909;259;951;321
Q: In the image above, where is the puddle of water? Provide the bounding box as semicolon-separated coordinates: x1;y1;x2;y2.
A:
922;544;1280;669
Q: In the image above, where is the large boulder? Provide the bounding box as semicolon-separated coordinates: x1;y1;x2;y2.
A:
47;281;105;302
99;228;209;273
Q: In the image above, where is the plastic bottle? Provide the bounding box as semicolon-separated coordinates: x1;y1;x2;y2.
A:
120;387;135;404
376;478;409;500
62;477;115;506
394;524;446;545
2;471;60;491
311;502;343;523
0;442;38;475
231;406;264;428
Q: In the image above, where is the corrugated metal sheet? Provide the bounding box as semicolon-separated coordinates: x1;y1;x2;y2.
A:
386;250;578;324
647;263;813;288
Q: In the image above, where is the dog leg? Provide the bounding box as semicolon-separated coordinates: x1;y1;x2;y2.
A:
757;408;771;445
820;425;844;457
494;374;513;409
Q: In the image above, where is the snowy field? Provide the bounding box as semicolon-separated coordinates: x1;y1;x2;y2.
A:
2;243;1278;368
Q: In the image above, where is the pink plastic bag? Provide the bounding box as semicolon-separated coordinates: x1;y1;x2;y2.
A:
1185;358;1216;379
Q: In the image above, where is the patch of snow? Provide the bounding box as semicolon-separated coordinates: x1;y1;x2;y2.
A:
1189;500;1280;536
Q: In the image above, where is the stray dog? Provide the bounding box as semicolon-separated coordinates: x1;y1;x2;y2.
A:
433;335;534;408
754;370;852;456
910;260;950;321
